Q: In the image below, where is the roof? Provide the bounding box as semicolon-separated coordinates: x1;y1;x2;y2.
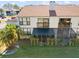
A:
56;5;79;17
17;5;79;17
18;5;49;17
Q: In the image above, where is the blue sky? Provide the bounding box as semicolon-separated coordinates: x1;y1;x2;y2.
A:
0;1;79;7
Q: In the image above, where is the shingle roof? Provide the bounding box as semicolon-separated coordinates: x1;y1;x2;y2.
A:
17;5;79;17
18;5;49;17
56;5;79;16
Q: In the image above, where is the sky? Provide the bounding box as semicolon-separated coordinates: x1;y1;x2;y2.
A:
0;1;79;8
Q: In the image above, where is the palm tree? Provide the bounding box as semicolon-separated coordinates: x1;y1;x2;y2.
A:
0;29;5;42
5;24;25;47
0;25;18;49
0;24;25;51
4;29;18;48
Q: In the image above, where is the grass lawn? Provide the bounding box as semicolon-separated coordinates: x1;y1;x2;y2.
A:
1;45;79;58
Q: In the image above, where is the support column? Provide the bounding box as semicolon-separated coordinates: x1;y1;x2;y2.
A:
54;29;58;46
36;35;38;45
40;35;43;46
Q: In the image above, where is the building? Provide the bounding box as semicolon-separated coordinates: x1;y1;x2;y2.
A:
17;1;79;44
3;9;20;16
0;8;20;16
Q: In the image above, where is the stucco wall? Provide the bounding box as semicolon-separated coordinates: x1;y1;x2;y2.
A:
71;17;79;32
17;16;79;34
49;17;59;28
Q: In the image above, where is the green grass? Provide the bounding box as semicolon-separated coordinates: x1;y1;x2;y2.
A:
1;45;79;58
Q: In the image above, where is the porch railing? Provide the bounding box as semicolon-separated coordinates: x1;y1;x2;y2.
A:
20;27;79;47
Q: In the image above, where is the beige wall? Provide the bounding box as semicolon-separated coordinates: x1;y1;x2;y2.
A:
18;16;79;34
49;17;59;28
30;17;59;28
71;17;79;32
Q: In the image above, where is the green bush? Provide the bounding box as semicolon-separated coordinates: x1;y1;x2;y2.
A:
0;24;25;50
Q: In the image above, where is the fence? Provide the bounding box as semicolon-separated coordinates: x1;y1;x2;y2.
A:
20;27;79;47
29;37;56;46
19;37;79;47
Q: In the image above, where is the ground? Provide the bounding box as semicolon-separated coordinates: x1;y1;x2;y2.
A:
1;45;79;58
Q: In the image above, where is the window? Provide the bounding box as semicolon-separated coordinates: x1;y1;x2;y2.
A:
38;18;43;22
21;28;24;31
22;28;31;35
26;18;30;25
37;18;49;28
43;22;49;28
19;17;23;25
37;22;43;27
19;17;30;25
27;28;31;34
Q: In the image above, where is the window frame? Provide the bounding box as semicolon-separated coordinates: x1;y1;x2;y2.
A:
37;18;49;28
19;17;23;25
19;17;30;25
22;28;31;35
